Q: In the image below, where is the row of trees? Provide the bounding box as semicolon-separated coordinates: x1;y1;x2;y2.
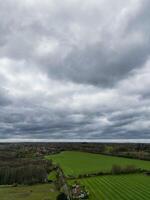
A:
0;144;55;185
0;159;53;185
0;165;47;185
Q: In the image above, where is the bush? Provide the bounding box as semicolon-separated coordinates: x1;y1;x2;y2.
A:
56;192;68;200
111;165;122;174
124;165;136;173
111;164;138;174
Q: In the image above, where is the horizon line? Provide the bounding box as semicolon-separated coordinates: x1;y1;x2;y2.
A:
0;139;150;143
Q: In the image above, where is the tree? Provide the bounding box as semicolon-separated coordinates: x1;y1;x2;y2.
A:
56;192;68;200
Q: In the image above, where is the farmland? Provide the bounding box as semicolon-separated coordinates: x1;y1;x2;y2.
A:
69;174;150;200
46;151;150;176
0;144;150;200
0;184;58;200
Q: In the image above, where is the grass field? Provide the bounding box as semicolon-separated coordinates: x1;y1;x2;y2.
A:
71;174;150;200
46;151;150;176
0;184;58;200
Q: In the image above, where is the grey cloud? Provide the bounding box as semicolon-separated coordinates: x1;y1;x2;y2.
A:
0;0;150;86
0;0;150;140
0;88;11;106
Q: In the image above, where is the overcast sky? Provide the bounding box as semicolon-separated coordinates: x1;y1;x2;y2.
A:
0;0;150;141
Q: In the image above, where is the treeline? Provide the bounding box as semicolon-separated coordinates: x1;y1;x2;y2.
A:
0;159;53;185
0;143;149;160
0;158;52;168
0;165;46;185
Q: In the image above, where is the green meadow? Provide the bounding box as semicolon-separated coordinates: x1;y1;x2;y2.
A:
77;174;150;200
0;184;58;200
1;151;150;200
46;151;150;176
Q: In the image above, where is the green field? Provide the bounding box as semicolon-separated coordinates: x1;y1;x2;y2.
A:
46;151;150;176
72;174;150;200
0;184;58;200
1;151;149;200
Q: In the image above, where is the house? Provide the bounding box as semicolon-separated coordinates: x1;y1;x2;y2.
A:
71;183;89;199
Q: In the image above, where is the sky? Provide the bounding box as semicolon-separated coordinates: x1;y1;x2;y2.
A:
0;0;150;141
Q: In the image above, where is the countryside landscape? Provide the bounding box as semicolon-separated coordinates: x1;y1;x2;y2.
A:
1;0;150;199
0;142;150;200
